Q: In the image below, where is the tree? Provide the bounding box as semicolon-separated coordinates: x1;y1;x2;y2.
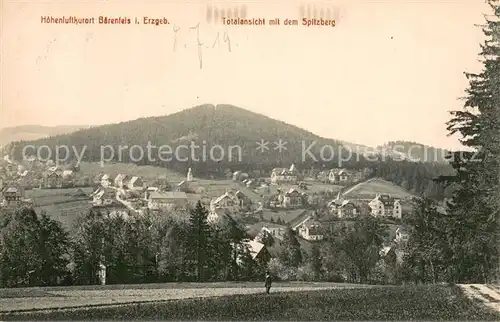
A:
71;210;107;285
0;208;71;287
309;243;323;280
438;1;500;283
402;198;451;284
340;216;386;283
279;227;302;268
186;201;213;281
37;211;71;285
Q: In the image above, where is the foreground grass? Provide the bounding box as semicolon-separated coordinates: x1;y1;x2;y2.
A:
2;285;499;321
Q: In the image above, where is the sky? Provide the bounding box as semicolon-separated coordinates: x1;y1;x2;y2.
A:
1;0;493;149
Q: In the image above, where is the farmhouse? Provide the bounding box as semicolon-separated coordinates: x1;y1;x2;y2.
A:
148;191;188;210
270;164;299;184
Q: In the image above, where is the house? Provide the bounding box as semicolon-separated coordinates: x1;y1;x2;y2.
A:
101;174;112;187
210;191;240;213
43;171;63;188
114;174;130;188
236;240;271;265
337;200;360;219
207;207;241;226
395;226;410;244
270;164;299;184
127;176;144;190
257;222;287;241
368;194;402;218
71;188;88;199
148;191;188;210
1;186;25;207
62;170;75;187
327;169;342;183
316;170;329;183
297;218;324;241
144;186;159;199
233;171;249;181
92;187;116;206
176;180;189;192
282;188;304;209
235;190;252;208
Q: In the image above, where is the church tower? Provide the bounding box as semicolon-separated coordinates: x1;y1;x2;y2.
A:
187;167;193;182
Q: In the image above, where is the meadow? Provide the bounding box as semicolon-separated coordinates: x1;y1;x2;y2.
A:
24;187;94;230
1;284;498;321
343;178;414;199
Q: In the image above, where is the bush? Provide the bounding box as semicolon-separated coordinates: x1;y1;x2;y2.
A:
267;258;297;281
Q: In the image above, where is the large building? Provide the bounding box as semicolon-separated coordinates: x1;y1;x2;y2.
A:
368;194;402;219
270;164;299;184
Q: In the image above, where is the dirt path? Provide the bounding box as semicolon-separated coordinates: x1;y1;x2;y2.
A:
459;284;500;313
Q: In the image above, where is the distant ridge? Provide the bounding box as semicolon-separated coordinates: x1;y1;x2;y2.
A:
0;125;90;145
6;104;360;177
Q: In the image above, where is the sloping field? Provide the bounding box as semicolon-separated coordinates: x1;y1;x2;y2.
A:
0;282;367;313
343;178;414;199
1;284;498;321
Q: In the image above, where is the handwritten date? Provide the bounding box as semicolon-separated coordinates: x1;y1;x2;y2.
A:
172;23;233;69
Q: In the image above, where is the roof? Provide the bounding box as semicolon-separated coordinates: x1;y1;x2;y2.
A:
114;173;128;182
101;174;111;181
263;222;287;229
246;240;265;259
5;187;18;193
128;176;142;185
396;226;411;234
149;191;187;200
212;192;236;204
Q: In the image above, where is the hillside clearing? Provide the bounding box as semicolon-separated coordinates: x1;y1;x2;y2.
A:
343;178;414;199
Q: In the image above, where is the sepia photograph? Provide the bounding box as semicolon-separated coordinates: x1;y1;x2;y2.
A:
0;0;499;320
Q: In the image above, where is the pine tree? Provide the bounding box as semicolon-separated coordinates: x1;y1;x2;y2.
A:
186;201;213;281
439;1;500;283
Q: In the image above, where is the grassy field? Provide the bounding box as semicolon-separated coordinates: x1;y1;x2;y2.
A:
23;188;94;230
35;201;92;230
343;178;414;199
1;285;498;320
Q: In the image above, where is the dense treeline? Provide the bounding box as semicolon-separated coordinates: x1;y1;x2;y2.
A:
378;141;449;163
0;204;397;287
369;160;455;199
402;1;500;284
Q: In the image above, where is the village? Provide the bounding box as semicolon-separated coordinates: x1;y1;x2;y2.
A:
0;154;412;268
